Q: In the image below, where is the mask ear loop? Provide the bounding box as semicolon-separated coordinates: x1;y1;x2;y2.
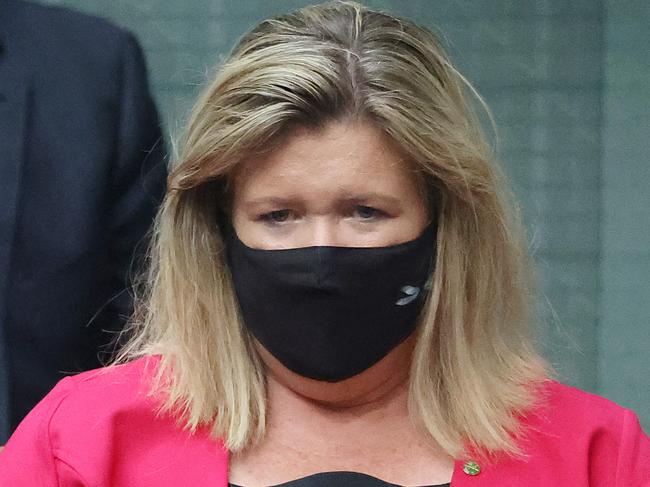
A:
422;218;438;293
423;242;436;292
423;184;441;294
424;275;434;292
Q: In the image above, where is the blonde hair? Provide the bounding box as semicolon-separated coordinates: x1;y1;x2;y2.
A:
117;1;547;459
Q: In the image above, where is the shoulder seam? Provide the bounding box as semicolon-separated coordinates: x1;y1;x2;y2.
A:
45;376;80;487
614;407;639;486
52;454;94;487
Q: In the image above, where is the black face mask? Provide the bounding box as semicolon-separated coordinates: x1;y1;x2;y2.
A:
225;224;437;382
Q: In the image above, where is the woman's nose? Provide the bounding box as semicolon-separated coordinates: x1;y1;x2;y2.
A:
308;219;343;247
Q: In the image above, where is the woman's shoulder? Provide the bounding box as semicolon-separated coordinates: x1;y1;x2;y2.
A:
0;356;229;487
49;356;161;413
482;379;650;486
18;356;164;439
2;356;167;459
530;379;641;432
40;356;197;456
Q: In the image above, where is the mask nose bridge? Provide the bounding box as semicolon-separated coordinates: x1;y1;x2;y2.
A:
305;218;340;288
314;245;330;287
303;245;340;290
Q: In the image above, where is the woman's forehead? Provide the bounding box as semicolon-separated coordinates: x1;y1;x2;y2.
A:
232;120;421;199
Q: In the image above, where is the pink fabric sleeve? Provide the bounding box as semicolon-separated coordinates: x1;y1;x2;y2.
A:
0;377;86;486
615;409;650;486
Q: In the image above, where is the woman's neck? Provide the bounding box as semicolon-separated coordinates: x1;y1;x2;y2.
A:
229;337;454;486
257;334;421;453
266;365;411;424
230;371;454;487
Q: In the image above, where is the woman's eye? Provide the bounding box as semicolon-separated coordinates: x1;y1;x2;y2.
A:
261;209;291;224
353;205;383;220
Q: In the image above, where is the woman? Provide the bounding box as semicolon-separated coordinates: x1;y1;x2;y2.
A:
0;2;648;486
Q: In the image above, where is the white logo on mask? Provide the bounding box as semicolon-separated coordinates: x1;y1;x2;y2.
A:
395;285;420;306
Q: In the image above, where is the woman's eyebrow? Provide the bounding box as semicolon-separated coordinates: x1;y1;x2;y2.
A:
244;196;303;209
343;192;403;206
244;193;403;207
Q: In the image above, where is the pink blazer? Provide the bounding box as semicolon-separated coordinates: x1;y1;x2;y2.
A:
0;357;648;486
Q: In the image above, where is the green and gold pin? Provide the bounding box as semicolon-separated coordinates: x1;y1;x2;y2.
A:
462;460;481;476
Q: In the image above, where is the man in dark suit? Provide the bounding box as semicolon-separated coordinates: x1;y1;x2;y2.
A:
0;0;167;441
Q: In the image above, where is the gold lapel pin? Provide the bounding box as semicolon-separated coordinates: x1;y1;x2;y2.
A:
462;460;481;476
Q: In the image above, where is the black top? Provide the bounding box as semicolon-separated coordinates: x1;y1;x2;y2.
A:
229;471;451;486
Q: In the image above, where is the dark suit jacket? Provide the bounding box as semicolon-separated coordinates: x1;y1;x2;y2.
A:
0;0;167;438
